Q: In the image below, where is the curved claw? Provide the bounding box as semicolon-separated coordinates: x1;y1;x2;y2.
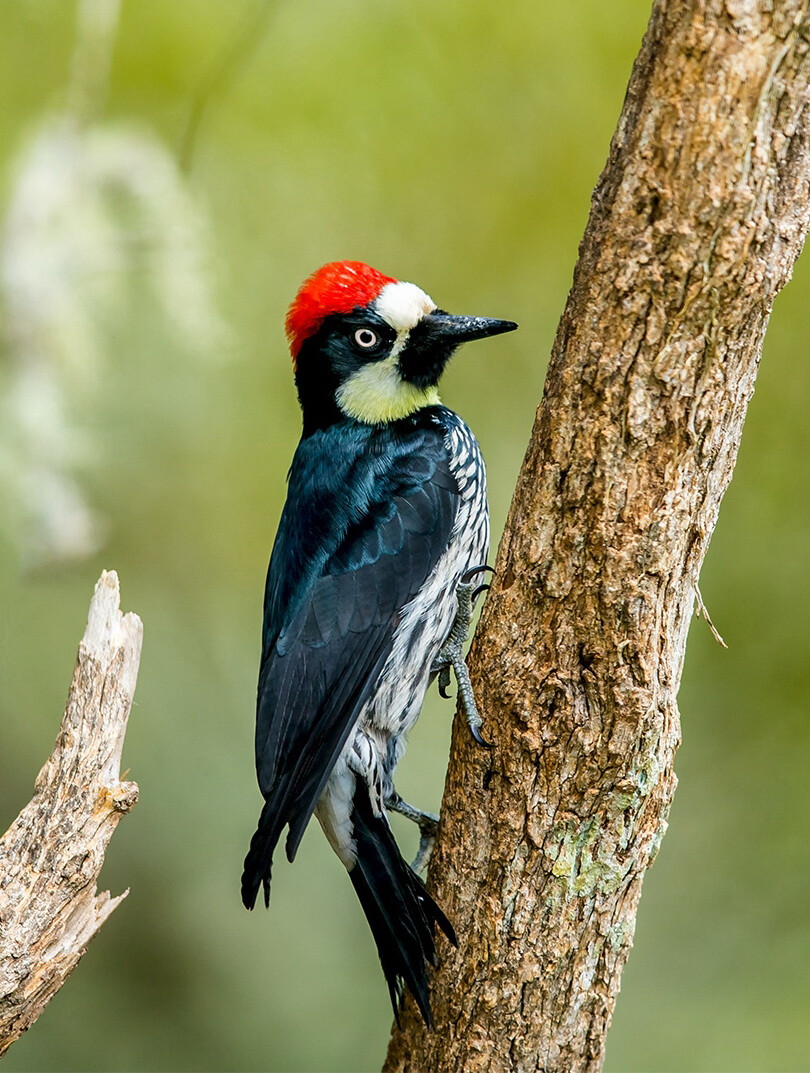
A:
472;582;491;602
439;681;453;700
469;724;493;749
461;564;495;585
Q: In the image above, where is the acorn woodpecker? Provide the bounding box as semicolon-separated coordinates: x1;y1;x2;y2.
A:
241;261;517;1024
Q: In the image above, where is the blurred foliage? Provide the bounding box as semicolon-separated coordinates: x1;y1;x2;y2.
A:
0;2;808;1071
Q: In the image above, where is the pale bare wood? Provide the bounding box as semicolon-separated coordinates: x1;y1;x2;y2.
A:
385;2;810;1071
0;571;141;1057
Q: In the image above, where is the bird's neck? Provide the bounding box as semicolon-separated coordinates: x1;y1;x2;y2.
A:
296;367;441;436
335;358;441;424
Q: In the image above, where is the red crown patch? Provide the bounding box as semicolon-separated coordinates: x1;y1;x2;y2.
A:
286;261;396;363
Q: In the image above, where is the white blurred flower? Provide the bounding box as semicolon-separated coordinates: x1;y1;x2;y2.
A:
0;2;226;568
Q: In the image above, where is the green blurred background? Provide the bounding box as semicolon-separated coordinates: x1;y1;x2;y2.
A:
1;2;808;1071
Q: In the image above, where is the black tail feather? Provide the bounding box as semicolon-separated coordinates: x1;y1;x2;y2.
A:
241;798;287;910
348;782;456;1027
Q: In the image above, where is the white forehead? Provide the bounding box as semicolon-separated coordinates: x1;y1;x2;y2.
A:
374;280;436;333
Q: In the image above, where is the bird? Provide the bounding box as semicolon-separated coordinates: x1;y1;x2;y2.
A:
241;260;517;1024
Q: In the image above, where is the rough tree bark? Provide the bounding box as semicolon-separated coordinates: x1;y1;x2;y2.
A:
385;3;810;1071
0;571;141;1057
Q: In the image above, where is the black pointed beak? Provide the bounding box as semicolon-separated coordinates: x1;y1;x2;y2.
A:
420;313;518;344
398;309;517;388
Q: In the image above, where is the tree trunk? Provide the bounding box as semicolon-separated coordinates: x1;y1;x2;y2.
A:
384;2;810;1070
0;571;141;1057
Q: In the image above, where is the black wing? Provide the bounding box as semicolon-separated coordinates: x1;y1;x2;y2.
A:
242;418;459;908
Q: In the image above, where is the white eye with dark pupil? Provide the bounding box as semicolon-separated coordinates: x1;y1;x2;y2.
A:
354;328;379;349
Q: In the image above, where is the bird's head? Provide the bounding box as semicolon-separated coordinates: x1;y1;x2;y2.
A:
286;261;517;432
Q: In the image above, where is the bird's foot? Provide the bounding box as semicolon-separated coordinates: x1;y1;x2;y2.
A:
432;565;494;748
386;793;439;873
